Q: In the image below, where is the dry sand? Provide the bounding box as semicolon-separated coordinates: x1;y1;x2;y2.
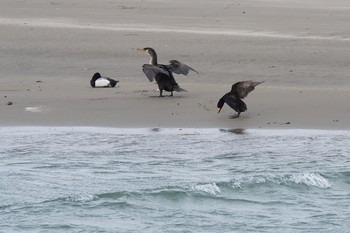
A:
1;0;350;129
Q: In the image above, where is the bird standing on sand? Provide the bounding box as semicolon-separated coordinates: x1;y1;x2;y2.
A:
90;73;119;88
217;81;264;118
138;47;198;97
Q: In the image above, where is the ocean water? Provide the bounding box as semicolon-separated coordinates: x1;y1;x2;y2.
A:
1;127;350;233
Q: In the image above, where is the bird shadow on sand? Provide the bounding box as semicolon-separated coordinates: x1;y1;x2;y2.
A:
228;114;249;119
148;95;187;99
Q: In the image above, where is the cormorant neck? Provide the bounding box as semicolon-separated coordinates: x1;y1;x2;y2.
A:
217;97;225;113
217;97;225;109
149;53;158;65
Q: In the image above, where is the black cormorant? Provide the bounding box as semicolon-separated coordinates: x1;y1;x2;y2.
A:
138;47;198;97
217;81;264;118
90;73;119;88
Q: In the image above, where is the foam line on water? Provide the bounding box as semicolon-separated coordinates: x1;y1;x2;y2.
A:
231;173;333;189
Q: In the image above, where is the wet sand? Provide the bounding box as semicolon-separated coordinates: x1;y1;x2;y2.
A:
1;0;350;129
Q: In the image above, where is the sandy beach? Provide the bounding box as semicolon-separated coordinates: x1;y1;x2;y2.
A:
1;0;350;129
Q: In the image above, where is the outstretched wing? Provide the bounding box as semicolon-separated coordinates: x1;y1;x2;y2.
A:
166;60;199;75
142;64;169;82
233;81;264;99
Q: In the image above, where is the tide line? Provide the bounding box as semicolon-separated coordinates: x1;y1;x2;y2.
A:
2;17;350;41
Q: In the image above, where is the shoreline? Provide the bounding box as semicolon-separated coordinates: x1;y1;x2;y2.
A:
1;126;350;135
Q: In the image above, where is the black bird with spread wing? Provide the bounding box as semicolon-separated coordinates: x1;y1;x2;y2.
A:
138;47;198;97
217;81;264;118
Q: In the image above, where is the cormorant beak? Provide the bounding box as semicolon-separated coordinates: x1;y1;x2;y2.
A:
137;48;146;54
217;108;222;113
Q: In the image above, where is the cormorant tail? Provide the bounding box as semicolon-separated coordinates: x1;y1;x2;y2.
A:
173;86;187;92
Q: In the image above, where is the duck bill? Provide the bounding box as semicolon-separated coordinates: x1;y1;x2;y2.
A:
217;108;222;113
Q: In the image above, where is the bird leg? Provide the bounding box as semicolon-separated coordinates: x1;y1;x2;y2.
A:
159;89;164;97
230;112;241;119
170;91;173;97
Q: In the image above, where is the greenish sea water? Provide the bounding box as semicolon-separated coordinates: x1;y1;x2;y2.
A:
1;127;350;232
